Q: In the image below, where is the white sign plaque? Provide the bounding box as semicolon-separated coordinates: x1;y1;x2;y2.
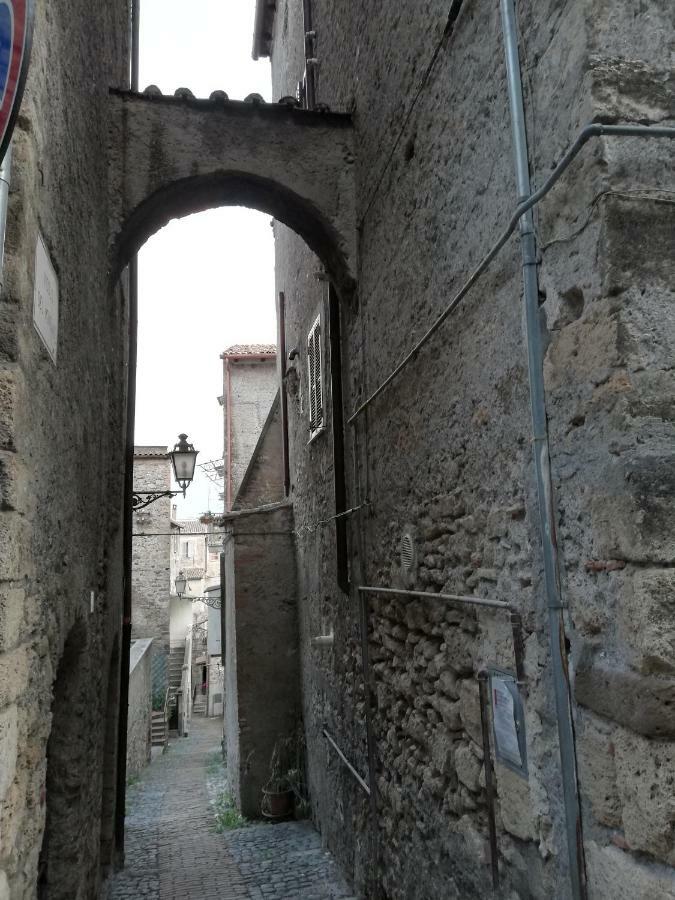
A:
33;232;59;364
490;669;528;778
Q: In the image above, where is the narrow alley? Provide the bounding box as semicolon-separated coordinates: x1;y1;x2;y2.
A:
109;717;355;900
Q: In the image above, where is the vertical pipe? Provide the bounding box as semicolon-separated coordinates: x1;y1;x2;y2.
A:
226;359;233;511
219;552;226;669
499;2;586;897
478;673;499;892
302;0;316;110
115;257;137;861
277;292;291;497
130;0;140;91
328;283;349;593
116;0;141;862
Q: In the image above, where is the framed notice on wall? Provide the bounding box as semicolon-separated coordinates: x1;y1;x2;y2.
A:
33;232;59;364
489;668;528;778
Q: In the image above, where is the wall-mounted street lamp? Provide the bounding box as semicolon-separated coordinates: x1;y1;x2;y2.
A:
174;572;221;609
132;434;199;511
174;571;187;597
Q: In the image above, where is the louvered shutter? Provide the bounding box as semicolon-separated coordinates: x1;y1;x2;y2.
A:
307;315;324;436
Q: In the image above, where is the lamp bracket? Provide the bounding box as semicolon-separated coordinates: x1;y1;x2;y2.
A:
132;489;183;511
189;595;222;610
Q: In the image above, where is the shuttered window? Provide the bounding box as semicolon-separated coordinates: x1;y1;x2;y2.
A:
307;314;324;438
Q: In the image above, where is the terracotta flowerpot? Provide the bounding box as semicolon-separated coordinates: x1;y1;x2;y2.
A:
261;788;294;819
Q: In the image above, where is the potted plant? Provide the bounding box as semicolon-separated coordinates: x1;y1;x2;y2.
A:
261;738;294;819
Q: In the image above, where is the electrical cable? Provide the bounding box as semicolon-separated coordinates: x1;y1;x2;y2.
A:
358;0;464;230
538;188;675;250
348;123;675;424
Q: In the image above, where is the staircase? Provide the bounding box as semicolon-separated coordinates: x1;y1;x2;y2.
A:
168;640;186;710
151;709;167;748
193;692;207;716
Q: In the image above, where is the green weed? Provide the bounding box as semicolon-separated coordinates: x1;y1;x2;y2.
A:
213;791;248;832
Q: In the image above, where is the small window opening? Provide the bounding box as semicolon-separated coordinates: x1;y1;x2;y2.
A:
307;314;324;438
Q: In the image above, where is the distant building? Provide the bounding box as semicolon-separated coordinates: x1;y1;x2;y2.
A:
219;344;278;510
131;447;172;671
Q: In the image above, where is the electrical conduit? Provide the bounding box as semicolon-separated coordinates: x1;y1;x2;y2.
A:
499;0;587;896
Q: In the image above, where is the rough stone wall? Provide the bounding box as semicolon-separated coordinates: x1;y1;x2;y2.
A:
225;358;278;507
126;639;153;777
0;0;131;896
132;450;171;661
223;505;300;818
267;0;675;897
232;394;285;510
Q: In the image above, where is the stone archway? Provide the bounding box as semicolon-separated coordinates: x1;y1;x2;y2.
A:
38;621;89;900
108;90;357;301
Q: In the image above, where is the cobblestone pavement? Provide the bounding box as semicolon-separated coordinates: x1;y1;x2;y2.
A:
108;716;355;900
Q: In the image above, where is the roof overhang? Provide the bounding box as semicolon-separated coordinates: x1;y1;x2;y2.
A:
252;0;277;60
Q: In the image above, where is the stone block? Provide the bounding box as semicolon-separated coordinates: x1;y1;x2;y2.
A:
0;646;30;709
575;656;675;739
436;667;459;699
433;696;461;731
0;513;24;581
0;586;24;653
455;744;482;792
458;679;482;745
430;732;455;777
440;628;473;675
0;368;24;451
496;764;537;842
0;705;18;805
585;841;675;900
614;729;675;866
620;569;675;675
591;474;675;564
577;713;621;829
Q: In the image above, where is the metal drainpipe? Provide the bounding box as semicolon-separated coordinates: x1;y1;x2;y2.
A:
115;0;141;863
0;144;12;287
499;1;587;897
226;358;233;510
302;0;316;110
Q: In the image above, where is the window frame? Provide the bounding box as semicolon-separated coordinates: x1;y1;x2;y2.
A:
306;312;325;442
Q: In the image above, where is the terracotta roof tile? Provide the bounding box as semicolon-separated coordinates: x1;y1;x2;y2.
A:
221;343;276;358
176;519;206;534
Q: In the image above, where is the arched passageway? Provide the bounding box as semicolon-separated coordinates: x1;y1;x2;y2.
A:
108;90;357;301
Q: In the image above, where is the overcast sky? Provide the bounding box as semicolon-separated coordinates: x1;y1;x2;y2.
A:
135;0;276;518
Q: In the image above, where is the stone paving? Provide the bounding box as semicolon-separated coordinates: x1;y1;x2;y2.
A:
108;716;355;900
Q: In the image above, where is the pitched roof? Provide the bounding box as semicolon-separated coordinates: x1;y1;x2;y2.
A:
221;344;276;358
134;445;168;458
176;519;206;534
184;567;204;580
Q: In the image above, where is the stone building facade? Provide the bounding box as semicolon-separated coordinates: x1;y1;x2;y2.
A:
253;1;675;898
0;1;131;897
0;0;672;898
220;344;278;510
132;447;172;668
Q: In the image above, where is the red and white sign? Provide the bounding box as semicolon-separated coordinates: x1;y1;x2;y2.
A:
0;0;34;161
